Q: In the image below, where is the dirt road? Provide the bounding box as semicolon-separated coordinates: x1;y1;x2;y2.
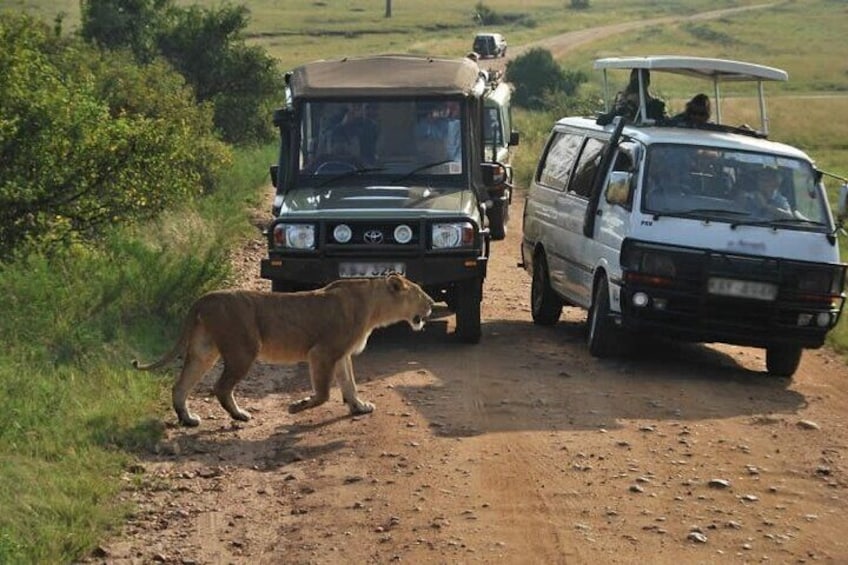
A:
97;194;848;564
94;5;848;564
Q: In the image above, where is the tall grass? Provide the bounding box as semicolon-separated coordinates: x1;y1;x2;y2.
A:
0;142;276;563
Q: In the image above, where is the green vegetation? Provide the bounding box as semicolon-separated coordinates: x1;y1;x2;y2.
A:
80;0;283;143
1;0;848;561
0;140;275;563
505;48;588;109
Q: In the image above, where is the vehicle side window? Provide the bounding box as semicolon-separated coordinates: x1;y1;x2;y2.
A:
537;131;583;192
484;107;502;145
570;137;608;198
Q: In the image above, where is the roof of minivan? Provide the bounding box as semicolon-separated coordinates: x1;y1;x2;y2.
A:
594;56;788;82
557;116;810;161
288;55;482;98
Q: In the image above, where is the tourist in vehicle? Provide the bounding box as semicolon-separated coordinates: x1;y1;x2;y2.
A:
643;150;692;210
331;103;378;164
415;102;461;161
669;93;711;127
597;69;666;125
742;165;792;215
443;101;462;161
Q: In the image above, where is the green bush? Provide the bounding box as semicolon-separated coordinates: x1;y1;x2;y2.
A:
0;13;229;259
505;47;588;110
81;0;283;144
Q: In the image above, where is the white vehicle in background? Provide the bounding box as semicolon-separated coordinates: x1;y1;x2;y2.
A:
521;56;848;377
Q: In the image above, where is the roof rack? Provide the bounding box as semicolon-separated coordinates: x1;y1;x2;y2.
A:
594;56;788;135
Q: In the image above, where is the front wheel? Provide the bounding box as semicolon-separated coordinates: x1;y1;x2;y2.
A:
454;277;482;344
587;278;618;358
487;199;509;241
531;254;562;325
765;345;803;378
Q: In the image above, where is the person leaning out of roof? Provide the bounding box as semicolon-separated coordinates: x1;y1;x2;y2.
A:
597;69;667;125
669;93;710;127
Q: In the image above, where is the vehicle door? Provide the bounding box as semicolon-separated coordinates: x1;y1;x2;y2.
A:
563;134;609;307
591;143;639;313
526;127;585;300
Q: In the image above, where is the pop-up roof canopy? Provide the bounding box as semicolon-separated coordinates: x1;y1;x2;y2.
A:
594;56;789;134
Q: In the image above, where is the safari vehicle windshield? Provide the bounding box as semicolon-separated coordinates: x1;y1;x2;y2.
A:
297;99;465;179
641;144;831;229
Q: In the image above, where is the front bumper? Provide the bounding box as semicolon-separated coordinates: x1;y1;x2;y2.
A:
618;241;846;349
261;251;487;290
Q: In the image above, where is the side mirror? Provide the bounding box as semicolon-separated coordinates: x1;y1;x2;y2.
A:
605;171;632;206
509;131;520;146
273;107;295;129
481;162;508;187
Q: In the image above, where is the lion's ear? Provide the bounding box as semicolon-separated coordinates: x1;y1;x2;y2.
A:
387;273;406;292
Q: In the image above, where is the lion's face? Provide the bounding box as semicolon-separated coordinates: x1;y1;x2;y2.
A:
386;274;434;331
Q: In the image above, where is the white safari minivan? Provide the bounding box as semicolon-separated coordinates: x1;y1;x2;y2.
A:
521;56;848;377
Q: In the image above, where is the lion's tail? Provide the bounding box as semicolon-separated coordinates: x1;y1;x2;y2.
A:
131;305;196;371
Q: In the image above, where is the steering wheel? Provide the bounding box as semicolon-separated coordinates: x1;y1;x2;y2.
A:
310;155;363;175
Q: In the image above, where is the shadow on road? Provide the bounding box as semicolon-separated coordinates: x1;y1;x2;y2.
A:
354;316;807;438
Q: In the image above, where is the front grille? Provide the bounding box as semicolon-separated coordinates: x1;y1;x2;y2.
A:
620;243;843;346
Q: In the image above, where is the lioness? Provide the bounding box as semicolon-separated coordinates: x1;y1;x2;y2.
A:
132;273;433;427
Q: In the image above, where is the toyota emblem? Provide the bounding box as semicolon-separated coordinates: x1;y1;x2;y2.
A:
363;229;384;244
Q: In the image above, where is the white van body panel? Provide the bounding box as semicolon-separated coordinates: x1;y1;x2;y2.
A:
522;116;845;357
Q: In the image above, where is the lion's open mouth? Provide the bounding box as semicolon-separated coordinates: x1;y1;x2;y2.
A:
410;314;426;331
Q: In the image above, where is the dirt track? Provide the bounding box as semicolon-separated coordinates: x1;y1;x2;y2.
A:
93;5;848;564
97;195;848;564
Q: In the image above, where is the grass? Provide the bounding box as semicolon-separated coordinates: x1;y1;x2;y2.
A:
12;0;767;70
2;0;848;561
0;142;276;563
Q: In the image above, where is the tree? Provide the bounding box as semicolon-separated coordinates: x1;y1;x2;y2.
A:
80;0;169;63
0;13;229;258
81;0;283;144
505;48;587;110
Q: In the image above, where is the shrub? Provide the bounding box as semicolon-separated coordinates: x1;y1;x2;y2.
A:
505;48;588;110
81;0;283;145
0;13;229;259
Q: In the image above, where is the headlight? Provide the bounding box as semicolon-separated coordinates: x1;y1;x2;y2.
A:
640;252;676;278
333;224;352;244
394;224;413;244
431;222;475;249
798;268;843;295
272;223;315;250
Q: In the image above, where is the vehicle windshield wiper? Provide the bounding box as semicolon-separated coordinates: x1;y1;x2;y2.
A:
651;208;749;220
316;166;385;189
390;159;455;184
730;216;828;229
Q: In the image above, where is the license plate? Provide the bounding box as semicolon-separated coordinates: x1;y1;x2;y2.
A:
339;262;406;278
707;277;778;301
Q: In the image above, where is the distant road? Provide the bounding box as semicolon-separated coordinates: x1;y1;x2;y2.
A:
508;3;779;61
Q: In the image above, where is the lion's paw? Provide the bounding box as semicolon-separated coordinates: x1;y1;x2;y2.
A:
349;400;375;415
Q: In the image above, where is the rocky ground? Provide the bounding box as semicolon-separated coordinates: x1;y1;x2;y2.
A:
88;5;848;564
91;195;848;564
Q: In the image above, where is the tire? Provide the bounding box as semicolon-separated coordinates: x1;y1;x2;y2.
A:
765;345;802;378
454;277;482;344
587;278;618;358
531;254;562;326
487;200;508;241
